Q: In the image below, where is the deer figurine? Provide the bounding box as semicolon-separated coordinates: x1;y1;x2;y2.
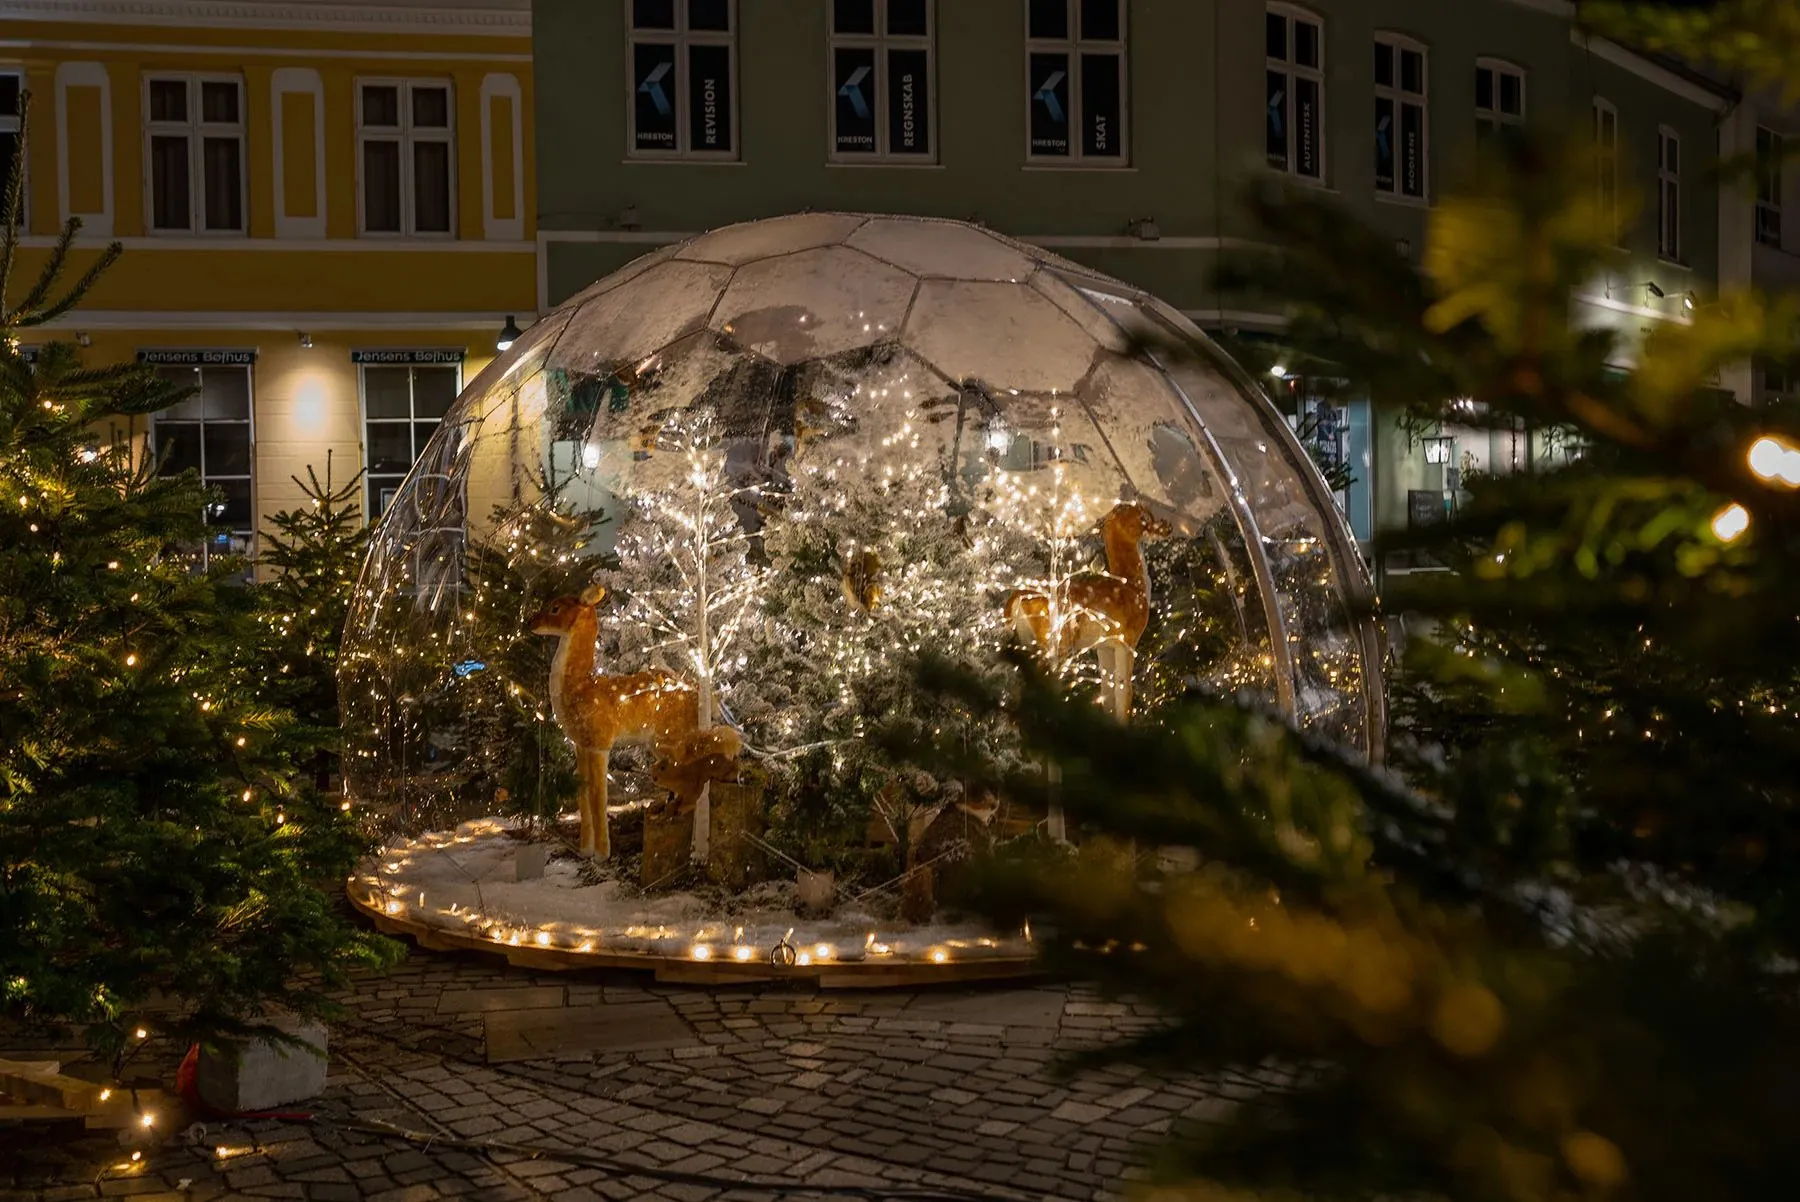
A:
1003;501;1173;721
530;584;717;859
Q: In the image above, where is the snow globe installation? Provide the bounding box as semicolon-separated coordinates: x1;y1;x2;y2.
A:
339;213;1384;982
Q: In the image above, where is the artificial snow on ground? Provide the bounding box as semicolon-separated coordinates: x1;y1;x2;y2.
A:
357;818;1029;967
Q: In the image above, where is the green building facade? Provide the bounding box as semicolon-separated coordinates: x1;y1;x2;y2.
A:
532;0;1738;556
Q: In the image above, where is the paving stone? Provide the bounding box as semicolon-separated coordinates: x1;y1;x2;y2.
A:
435;985;567;1014
486;1003;690;1063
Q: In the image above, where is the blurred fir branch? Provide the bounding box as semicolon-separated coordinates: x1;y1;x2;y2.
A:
921;116;1800;1199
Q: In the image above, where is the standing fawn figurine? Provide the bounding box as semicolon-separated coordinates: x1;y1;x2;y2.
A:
529;584;705;859
1003;500;1173;721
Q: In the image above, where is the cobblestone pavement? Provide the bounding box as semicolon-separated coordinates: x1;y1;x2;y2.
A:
1;946;1247;1202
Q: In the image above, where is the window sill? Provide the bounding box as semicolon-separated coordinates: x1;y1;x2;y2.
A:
826;160;945;170
623;157;746;166
1655;257;1692;272
1267;169;1335;193
1021;163;1137;173
1373;191;1430;209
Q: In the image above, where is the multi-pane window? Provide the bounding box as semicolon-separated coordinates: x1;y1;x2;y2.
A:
830;1;934;161
1374;35;1425;200
1593;98;1618;239
1;72;24;228
150;363;254;559
1659;127;1681;262
1026;0;1127;164
1266;5;1323;180
362;363;460;520
145;75;245;233
1475;60;1524;141
629;0;737;158
1757;127;1782;248
358;81;454;236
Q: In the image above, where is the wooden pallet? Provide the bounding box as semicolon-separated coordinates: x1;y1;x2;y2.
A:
350;890;1038;988
0;1058;172;1130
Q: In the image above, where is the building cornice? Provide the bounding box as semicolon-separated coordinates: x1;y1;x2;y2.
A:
1;0;530;37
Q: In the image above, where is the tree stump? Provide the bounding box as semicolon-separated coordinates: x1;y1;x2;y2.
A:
641;804;693;888
706;780;765;889
901;865;936;924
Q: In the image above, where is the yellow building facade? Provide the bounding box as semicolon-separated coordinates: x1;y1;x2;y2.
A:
2;0;534;554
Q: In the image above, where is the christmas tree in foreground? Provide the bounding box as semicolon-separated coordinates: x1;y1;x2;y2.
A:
0;96;394;1077
922;120;1800;1202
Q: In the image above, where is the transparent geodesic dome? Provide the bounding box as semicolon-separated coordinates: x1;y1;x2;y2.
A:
340;213;1384;835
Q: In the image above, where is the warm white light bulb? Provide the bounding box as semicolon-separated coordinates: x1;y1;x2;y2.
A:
1747;435;1800;487
1712;502;1751;543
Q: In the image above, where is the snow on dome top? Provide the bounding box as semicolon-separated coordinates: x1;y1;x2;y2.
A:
340;213;1383;853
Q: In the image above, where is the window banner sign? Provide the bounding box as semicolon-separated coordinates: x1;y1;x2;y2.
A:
887;48;930;155
352;349;467;365
1029;53;1071;157
687;43;733;153
1400;103;1424;197
137;348;257;366
1375;96;1395;191
632;41;679;151
1080;53;1122;158
1266;70;1288;170
1294;77;1320;178
834;47;877;154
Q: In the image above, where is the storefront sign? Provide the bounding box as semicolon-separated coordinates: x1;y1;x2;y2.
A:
351;349;467;365
137;348;257;366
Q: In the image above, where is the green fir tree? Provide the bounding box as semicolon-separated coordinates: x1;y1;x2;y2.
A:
251;454;368;789
0;97;395;1077
923;121;1800;1202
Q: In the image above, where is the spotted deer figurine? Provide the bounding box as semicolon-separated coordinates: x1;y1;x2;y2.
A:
1003;501;1173;720
529;584;706;859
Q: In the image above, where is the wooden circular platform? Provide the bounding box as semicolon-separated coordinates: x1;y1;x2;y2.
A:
348;887;1038;988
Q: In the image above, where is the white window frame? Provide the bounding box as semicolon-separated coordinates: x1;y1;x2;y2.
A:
827;0;937;163
626;0;740;161
142;72;247;236
1373;32;1427;203
1593;97;1619;242
1;68;25;230
1266;3;1325;182
1475;57;1525;139
1024;0;1130;167
149;363;256;567
358;360;464;521
1658;125;1681;263
1757;126;1782;249
355;78;457;239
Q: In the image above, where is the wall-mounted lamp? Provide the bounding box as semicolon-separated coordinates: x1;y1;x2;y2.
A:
1684;291;1697;312
496;315;522;352
76;331;90;348
1269;363;1289;380
298;332;313;349
617;205;641;232
1640;281;1666;300
1128;217;1161;241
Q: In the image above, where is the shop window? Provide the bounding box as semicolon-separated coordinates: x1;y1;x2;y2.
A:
629;0;737;158
1374;35;1425;200
362;362;461;519
1266;5;1323;179
1;71;25;228
145;74;246;233
829;0;935;161
358;80;454;236
150;362;254;564
1027;0;1127;164
1475;58;1524;143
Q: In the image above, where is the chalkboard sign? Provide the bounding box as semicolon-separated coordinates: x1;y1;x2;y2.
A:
1408;488;1448;528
